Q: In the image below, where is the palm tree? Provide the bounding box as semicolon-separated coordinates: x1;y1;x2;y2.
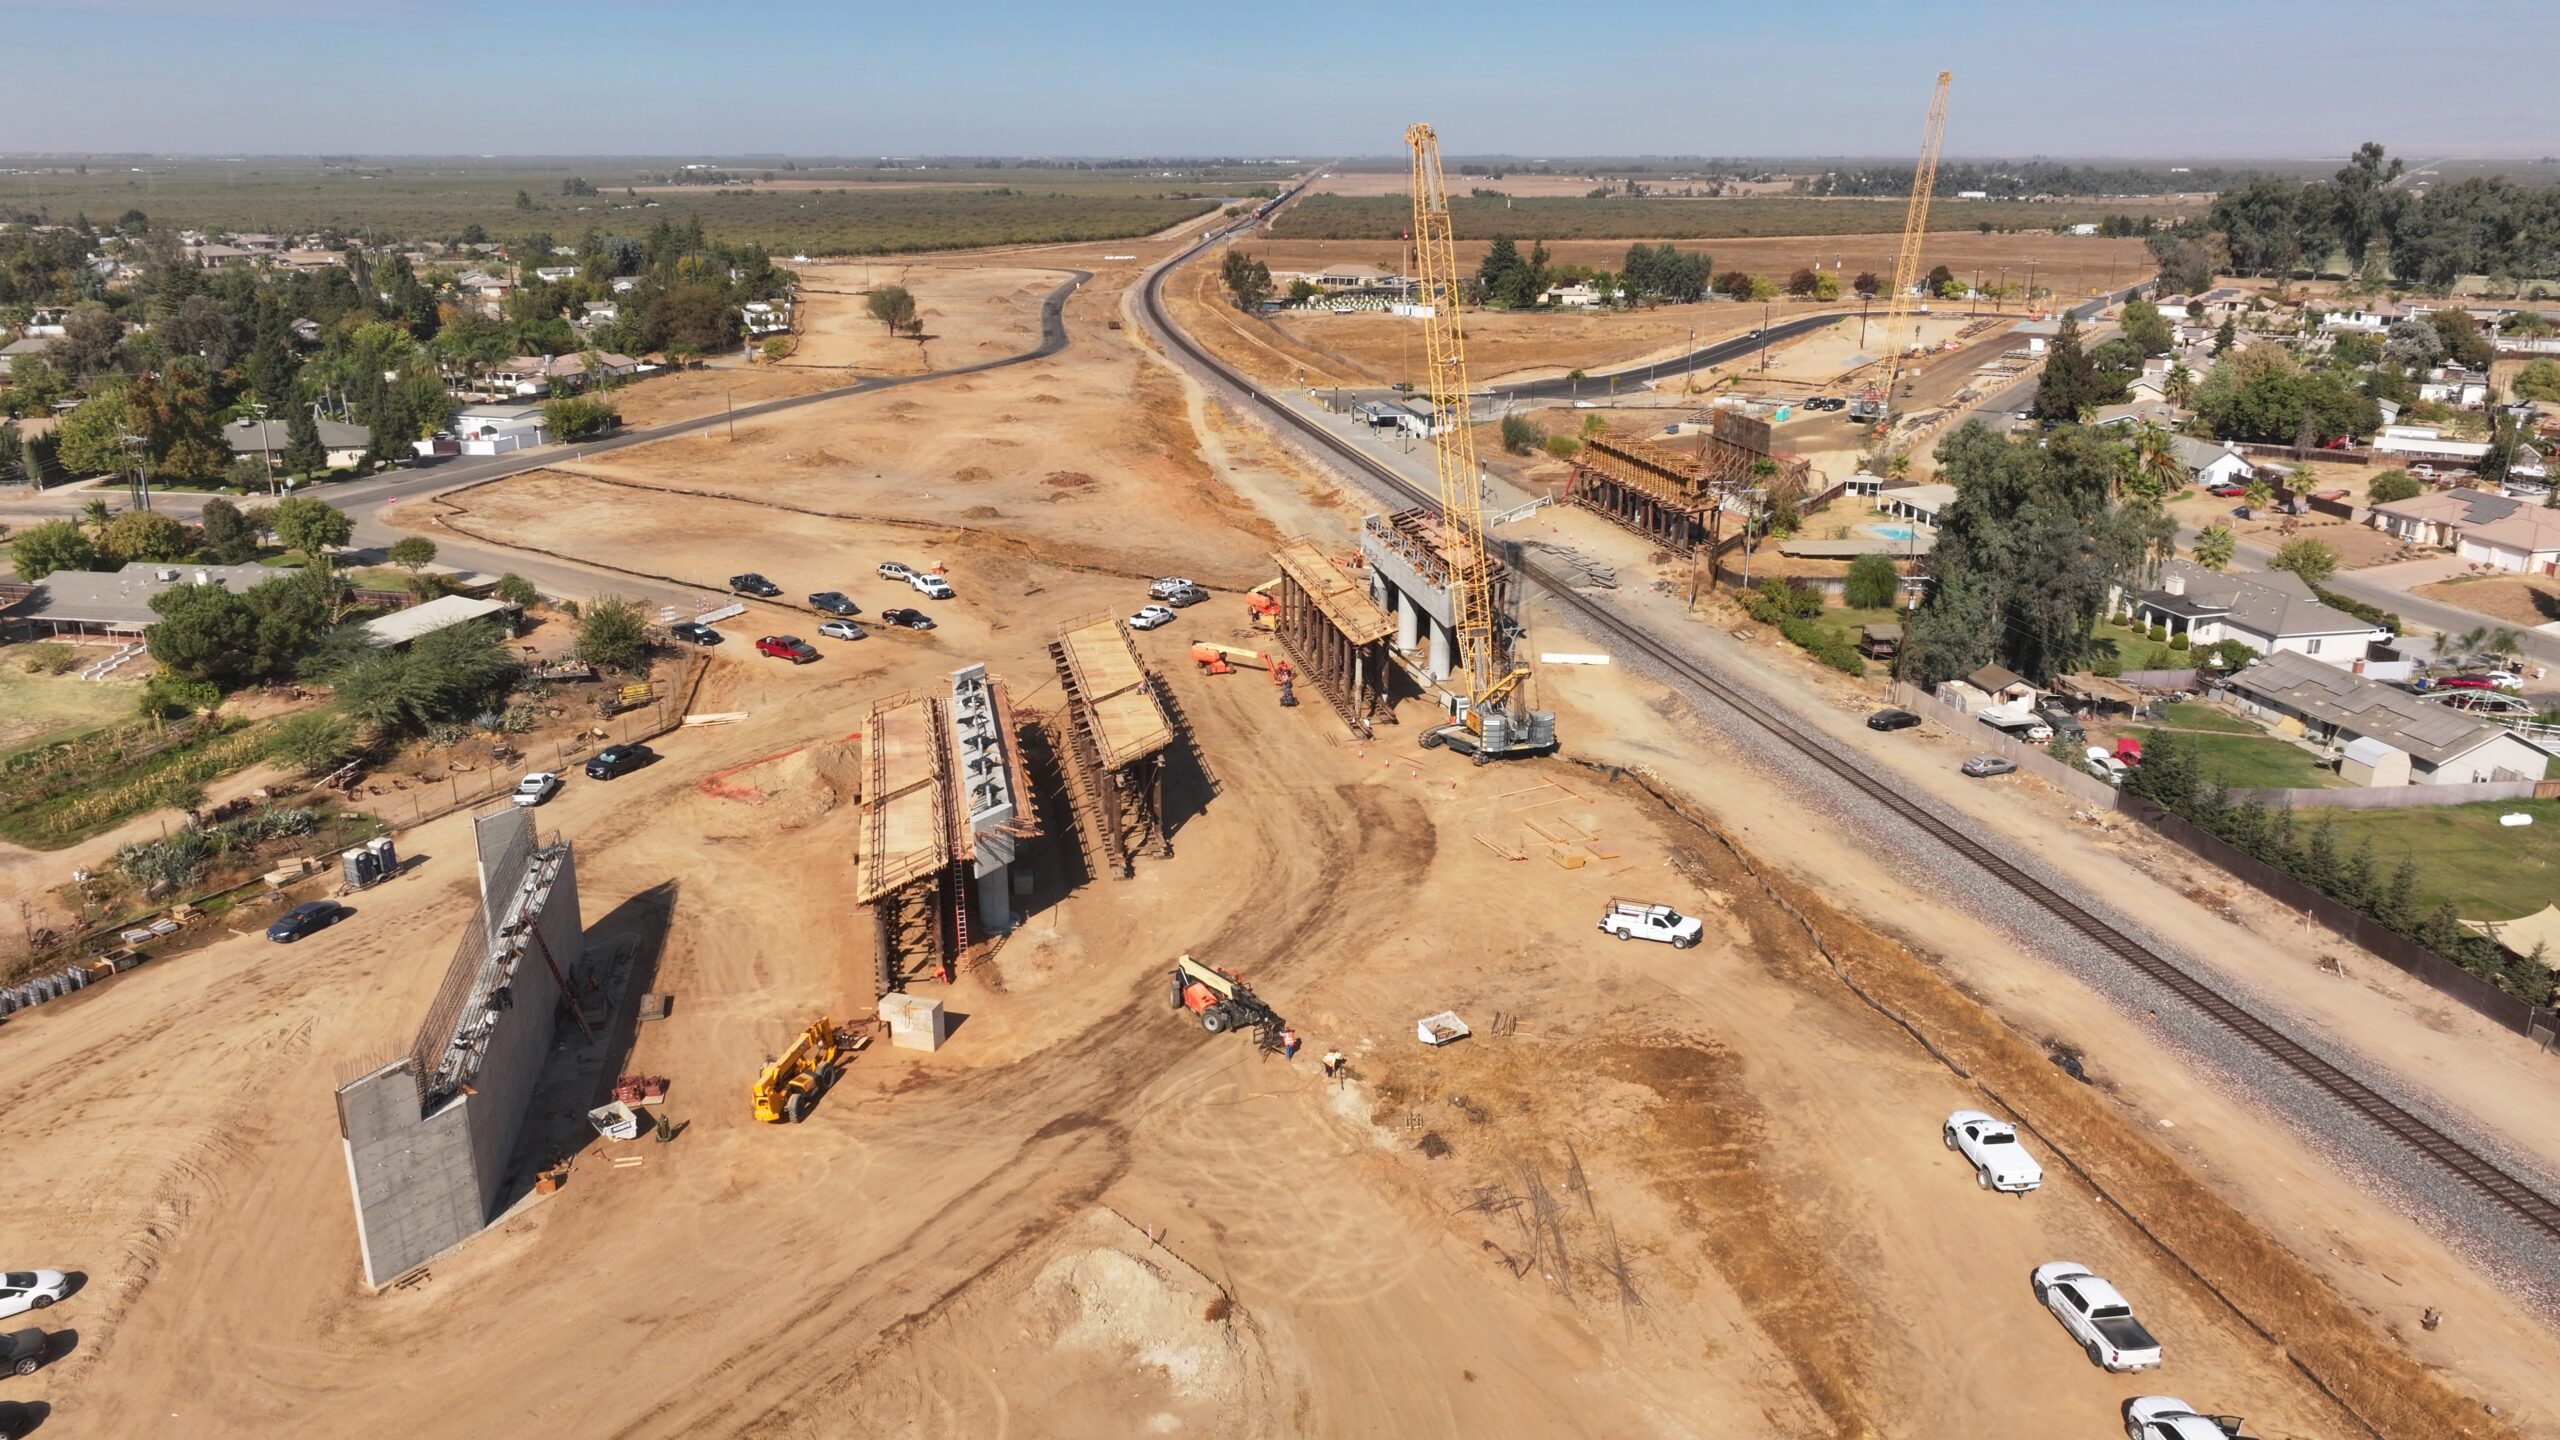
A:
1885;451;1913;480
80;496;113;530
2445;624;2524;667
2193;524;2237;570
2128;423;2186;501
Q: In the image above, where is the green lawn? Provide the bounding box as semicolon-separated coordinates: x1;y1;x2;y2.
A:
2155;701;2260;735
2126;727;2347;789
2319;800;2560;921
1807;605;1904;647
2092;619;2187;672
0;665;141;759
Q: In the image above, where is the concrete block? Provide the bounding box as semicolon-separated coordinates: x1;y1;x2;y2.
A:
878;993;948;1052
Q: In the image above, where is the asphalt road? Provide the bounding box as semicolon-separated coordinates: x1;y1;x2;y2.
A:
4;268;1091;609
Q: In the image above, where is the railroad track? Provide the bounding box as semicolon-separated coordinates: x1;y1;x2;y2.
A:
1136;231;2560;1243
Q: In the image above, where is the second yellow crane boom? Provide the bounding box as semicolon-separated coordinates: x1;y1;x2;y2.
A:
1877;70;1952;431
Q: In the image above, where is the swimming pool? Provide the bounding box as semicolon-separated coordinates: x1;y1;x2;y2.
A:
1864;524;1918;541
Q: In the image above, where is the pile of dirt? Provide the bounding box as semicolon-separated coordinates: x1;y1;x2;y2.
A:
954;464;992;483
716;739;861;830
1030;1212;1272;1411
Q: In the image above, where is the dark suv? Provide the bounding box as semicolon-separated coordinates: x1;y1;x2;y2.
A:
585;744;653;780
728;573;782;597
669;621;722;646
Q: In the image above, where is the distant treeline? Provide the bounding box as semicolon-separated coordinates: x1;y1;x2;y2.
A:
1271;194;2183;242
1804;161;2254;198
2210;144;2560;287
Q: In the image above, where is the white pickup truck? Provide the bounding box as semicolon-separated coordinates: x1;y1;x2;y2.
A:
1943;1109;2043;1193
2123;1397;2245;1440
2034;1262;2161;1371
1598;900;1703;950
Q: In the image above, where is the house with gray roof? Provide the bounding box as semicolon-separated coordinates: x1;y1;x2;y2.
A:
11;562;282;638
2169;435;2254;489
2128;559;2381;662
224;414;371;471
2224;649;2549;786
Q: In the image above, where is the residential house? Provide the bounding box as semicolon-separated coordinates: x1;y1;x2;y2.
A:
1879;481;1955;527
2224;650;2550;785
0;335;53;378
444;404;550;455
2090;400;2187;430
480;351;646;398
575;300;620;332
11;562;282;639
21;308;69;336
223;414;371;471
2170;435;2255;489
2125;559;2381;662
532;265;579;284
2371;424;2490;469
1307;263;1403;292
2417;366;2490;408
2367;487;2560;574
741;301;791;335
2188;287;2252;323
2315;300;2406;335
2151;294;2192;321
289;318;323;346
1540;282;1602;308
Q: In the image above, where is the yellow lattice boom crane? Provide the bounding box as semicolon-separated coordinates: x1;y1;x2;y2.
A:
1404;122;1556;763
1874;70;1952;436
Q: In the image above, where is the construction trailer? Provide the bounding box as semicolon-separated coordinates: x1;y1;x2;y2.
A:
855;669;1038;1001
1267;538;1398;738
1564;414;1813;556
335;808;584;1288
1047;617;1178;880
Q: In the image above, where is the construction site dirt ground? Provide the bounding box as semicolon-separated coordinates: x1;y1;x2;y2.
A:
6;246;2560;1439
0;616;2531;1438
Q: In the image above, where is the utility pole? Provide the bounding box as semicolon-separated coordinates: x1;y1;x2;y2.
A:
118;431;151;512
1760;301;1771;370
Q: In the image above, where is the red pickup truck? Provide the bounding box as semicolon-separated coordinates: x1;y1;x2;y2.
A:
756;635;818;663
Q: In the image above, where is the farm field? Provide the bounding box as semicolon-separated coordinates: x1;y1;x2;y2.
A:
0;159;1282;253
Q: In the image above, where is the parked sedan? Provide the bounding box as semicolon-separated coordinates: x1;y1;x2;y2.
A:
1129;604;1176;631
669;621;722;646
584;744;653;780
0;1274;67;1323
728;572;782;597
510;771;562;808
2205;482;2247;498
1866;708;1923;732
1162;584;1211;608
808;591;861;616
266;900;347;944
0;1329;45;1378
818;619;867;641
880;607;937;631
1960;754;2018;778
756;635;819;663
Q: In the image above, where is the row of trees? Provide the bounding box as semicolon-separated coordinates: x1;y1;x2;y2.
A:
2209;142;2560;289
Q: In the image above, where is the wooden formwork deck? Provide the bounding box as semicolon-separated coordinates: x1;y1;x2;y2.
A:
1057;619;1172;772
855;692;956;903
1273;540;1394;645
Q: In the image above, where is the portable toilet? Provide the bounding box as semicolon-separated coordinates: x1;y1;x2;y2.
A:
342;847;378;890
369;836;398;878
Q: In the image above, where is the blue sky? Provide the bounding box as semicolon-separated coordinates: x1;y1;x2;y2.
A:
8;0;2555;158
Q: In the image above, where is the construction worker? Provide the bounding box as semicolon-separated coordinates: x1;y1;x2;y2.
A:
1279;1027;1301;1059
1321;1049;1346;1079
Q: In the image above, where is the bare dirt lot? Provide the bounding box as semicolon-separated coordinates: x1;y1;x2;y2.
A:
6;245;2556;1439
